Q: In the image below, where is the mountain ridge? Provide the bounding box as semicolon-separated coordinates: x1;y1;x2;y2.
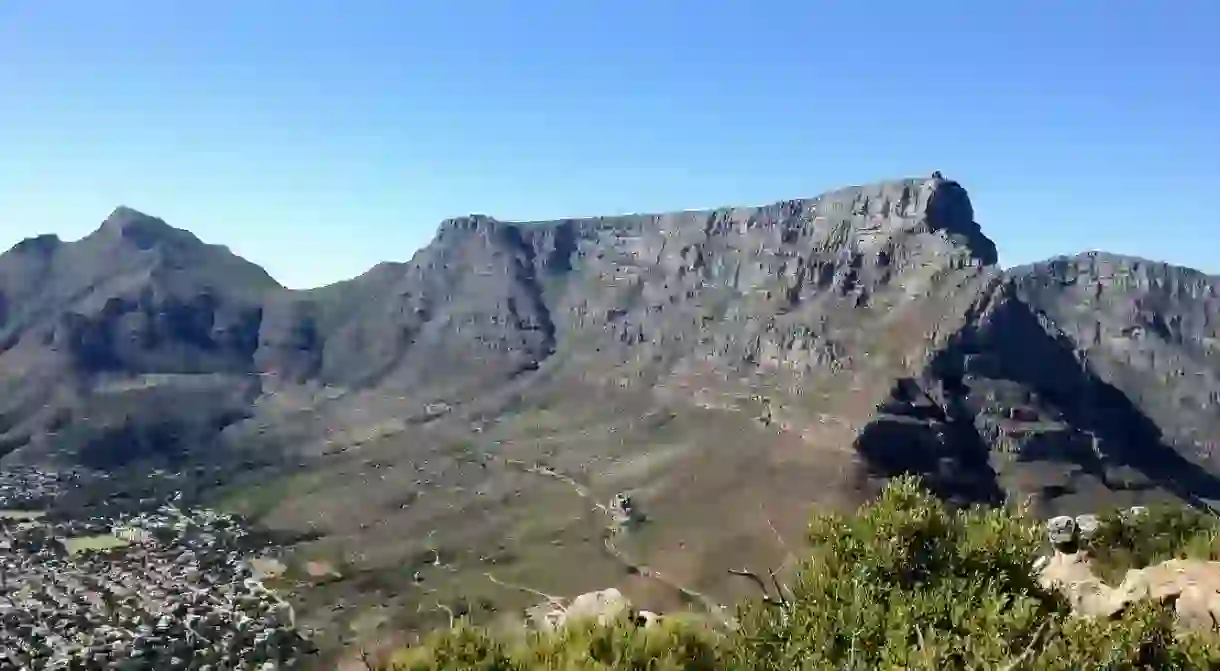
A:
24;195;1209;297
2;173;1218;638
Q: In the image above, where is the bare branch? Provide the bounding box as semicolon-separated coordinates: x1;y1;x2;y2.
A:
728;568;773;599
998;620;1048;671
358;647;375;671
768;569;790;609
435;601;455;629
729;568;790;610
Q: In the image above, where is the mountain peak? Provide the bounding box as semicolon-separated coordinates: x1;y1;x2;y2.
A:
923;175;997;266
436;214;503;241
102;205;161;228
8;233;62;257
99;206;200;251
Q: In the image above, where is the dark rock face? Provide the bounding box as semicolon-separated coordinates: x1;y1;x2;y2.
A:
0;178;1218;521
50;290;265;375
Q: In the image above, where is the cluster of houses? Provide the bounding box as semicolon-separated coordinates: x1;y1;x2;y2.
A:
0;467;77;511
0;470;314;670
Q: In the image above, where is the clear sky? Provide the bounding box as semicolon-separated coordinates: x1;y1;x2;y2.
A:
1;1;1217;289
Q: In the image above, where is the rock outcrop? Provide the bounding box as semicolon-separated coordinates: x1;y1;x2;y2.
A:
1039;551;1220;629
525;588;639;632
1038;511;1220;633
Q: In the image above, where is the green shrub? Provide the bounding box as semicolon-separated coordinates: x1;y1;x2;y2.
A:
732;475;1055;669
389;624;515;671
1034;600;1220;670
385;477;1220;670
388;616;724;671
518;616;724;671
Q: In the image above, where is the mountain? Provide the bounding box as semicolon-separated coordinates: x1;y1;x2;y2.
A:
3;175;1219;638
0;207;279;468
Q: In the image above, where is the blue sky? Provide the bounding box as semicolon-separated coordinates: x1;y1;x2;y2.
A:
1;1;1216;289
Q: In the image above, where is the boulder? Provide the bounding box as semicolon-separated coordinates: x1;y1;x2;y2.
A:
565;588;632;626
1039;551;1220;631
525;588;635;632
524;603;567;632
1047;515;1077;547
1075;514;1100;541
1037;550;1119;616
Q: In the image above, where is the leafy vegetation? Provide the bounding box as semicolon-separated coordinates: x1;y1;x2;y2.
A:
382;477;1220;670
389;617;724;671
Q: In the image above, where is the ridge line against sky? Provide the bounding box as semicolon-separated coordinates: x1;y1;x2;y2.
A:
2;0;1217;289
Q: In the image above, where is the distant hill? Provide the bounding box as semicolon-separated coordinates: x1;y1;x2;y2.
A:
3;174;1219;637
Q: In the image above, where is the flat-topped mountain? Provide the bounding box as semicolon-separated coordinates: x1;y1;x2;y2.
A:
3;174;1219;635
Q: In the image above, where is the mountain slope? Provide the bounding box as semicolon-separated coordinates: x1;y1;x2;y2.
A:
0;207;280;466
3;175;1220;641
858;265;1220;518
1013;253;1220;463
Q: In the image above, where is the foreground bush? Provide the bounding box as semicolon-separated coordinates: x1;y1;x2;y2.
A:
387;616;725;671
733;478;1220;670
387;477;1220;670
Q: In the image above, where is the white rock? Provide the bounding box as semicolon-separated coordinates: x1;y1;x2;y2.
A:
1075;514;1101;540
566;588;632;626
635;610;663;628
1048;515;1077;545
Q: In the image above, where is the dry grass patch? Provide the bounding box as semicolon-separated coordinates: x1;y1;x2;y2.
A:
63;534;131;556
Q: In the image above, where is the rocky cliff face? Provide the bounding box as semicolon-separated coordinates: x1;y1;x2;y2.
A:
2;175;1219;624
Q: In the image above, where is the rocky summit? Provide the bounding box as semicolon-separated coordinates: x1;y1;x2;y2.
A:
2;174;1219;643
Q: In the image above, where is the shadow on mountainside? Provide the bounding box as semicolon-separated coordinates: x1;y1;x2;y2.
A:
857;288;1220;512
981;294;1220;510
854;375;1005;507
